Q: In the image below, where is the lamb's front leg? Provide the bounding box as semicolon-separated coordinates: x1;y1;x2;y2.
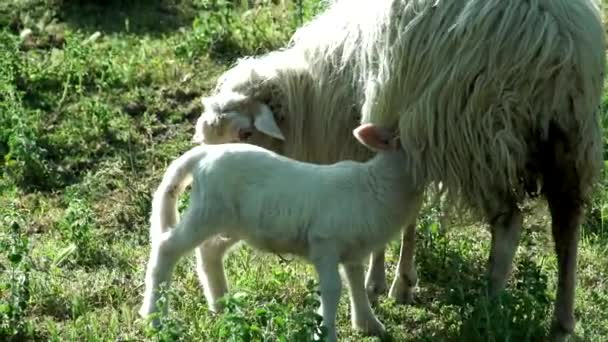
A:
310;245;341;342
388;221;418;304
389;194;424;304
343;263;386;336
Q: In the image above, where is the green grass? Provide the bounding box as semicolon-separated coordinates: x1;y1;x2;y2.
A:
1;0;607;341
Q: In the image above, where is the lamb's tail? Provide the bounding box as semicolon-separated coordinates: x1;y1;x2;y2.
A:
149;146;208;243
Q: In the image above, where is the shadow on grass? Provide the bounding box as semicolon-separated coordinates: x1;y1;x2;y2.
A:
377;235;552;341
55;0;197;36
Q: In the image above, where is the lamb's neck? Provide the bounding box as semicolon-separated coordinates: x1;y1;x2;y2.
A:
365;151;415;191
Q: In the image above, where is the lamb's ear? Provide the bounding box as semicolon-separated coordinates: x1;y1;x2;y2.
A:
353;123;393;150
253;104;285;140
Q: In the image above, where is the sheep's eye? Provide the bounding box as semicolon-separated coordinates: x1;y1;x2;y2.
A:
208;116;222;127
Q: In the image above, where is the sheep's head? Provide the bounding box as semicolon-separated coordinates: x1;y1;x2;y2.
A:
194;53;298;145
193;90;285;144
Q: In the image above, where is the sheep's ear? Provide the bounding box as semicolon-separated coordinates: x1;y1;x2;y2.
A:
353;123;393;150
192;115;205;143
201;97;213;110
254;104;285;140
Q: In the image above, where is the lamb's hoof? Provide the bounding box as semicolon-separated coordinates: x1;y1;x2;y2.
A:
366;279;388;303
388;278;415;305
354;317;386;337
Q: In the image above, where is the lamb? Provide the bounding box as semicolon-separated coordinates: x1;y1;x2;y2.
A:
192;0;606;339
139;123;424;342
193;57;419;306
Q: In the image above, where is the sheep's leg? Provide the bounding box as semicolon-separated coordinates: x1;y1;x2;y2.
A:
487;207;523;296
388;221;418;304
542;143;583;342
310;246;341;342
546;193;581;342
139;209;218;325
195;235;239;312
365;249;388;302
342;263;386;336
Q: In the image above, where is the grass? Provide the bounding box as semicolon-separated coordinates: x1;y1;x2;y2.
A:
1;0;607;341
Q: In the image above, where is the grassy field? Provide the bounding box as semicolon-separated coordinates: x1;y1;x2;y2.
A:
1;0;607;341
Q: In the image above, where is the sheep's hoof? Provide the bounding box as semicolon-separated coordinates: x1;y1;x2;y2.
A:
323;330;338;342
138;302;154;319
138;308;161;329
549;318;574;342
548;327;570;342
209;302;225;314
365;279;388;303
388;278;415;305
354;317;386;337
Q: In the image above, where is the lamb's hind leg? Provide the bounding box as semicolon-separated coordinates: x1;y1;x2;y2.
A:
343;263;386;336
139;208;219;325
195;235;239;312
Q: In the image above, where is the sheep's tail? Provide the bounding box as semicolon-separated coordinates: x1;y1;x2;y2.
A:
150;146;208;244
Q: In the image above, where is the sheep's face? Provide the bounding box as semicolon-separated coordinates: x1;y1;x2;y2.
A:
193;91;284;145
193;110;248;144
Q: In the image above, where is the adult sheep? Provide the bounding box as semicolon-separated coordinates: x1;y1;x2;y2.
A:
194;0;606;340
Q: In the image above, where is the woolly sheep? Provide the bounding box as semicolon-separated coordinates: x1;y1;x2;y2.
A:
139;123;424;342
193;0;606;339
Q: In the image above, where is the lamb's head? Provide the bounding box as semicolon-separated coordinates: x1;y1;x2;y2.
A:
193;91;285;144
353;123;400;152
353;123;411;177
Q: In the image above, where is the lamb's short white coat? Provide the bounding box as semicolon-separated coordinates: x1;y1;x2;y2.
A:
139;129;423;342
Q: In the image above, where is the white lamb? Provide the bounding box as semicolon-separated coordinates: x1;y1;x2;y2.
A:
139;123;423;341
